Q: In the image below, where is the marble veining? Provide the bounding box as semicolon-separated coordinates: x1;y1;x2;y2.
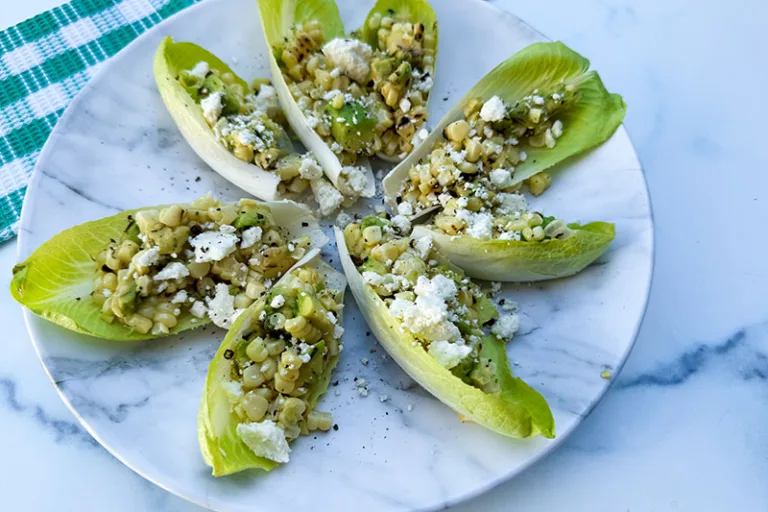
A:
12;0;652;510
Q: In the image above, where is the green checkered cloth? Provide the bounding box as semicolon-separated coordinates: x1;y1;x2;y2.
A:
0;0;202;243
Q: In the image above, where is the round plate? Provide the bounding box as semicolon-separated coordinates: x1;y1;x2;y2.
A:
17;0;653;510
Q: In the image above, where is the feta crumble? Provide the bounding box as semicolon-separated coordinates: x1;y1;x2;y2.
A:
271;295;286;308
240;226;263;249
206;283;244;328
299;156;323;180
492;313;520;341
134;247;161;269
322;38;373;84
188;61;209;78
190;231;239;262
428;340;472;369
201;91;224;124
236;420;291;463
479;95;506;122
152;262;189;281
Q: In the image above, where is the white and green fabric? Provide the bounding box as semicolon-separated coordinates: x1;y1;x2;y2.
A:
0;0;201;243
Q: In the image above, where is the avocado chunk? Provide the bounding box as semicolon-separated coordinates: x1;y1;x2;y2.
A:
111;283;137;319
360;258;387;275
325;101;375;153
360;215;388;231
388;61;412;86
371;57;398;83
475;294;499;325
201;74;242;116
233;206;272;229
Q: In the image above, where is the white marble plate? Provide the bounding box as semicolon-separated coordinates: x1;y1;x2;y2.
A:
16;0;653;510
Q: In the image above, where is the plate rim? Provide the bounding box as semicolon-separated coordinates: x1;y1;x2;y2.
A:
15;0;655;509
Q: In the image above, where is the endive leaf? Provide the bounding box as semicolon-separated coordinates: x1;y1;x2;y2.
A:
256;0;374;197
11;200;327;341
154;37;282;200
334;226;554;438
383;41;626;209
199;252;346;475
412;221;615;282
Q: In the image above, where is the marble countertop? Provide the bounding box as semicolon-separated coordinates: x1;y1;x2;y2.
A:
2;0;766;511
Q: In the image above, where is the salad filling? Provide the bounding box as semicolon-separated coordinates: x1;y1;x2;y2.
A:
274;15;436;164
432;190;571;241
397;93;568;216
205;263;344;467
343;215;520;384
92;195;311;334
177;60;350;211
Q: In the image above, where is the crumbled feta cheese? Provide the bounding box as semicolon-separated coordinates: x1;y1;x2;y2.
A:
334;325;345;339
519;151;528;162
496;193;528;214
206;283;243;328
399;98;411;113
299;156;323;180
532;95;545;105
310;178;344;216
391;215;411;234
428;340;472;369
355;378;369;397
499;231;521;241
236;420;290;463
489;168;514;189
379;394;389;403
190;300;207;318
271;295;285;308
414;74;433;92
465;212;494;239
322;38;373;84
492;313;520;341
240;226;263;249
188;61;209;78
413;235;433;259
480;96;506;122
414;274;456;300
483;125;494;138
544;128;556;148
134;247;161;269
501;300;519;312
298;343;313;363
200;91;223;124
340;166;368;196
190;231;239;262
363;272;384;286
552;120;563;138
219;224;237;234
222;380;243;405
389;275;462;344
171;290;189;304
251;85;278;114
397;202;414;216
152;262;189;281
360;357;369;366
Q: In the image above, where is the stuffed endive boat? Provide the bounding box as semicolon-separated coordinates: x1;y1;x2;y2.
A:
382;41;622;281
11;195;326;340
336;215;554;438
199;252;346;475
256;0;437;188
